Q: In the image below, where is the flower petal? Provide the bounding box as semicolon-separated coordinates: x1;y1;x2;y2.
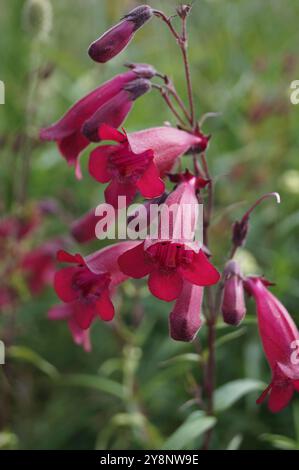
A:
89;146;113;183
136;161;165;198
73;301;96;330
104;178;137;208
99;124;126;143
268;383;294;413
68;318;91;352
58;132;89;179
96;289;115;321
48;303;73;320
118;242;153;278
54;267;78;303
57;250;84;265
180;250;220;286
148;269;183;302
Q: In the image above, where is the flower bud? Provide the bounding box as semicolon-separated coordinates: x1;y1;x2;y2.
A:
125;62;157;79
88;5;153;63
221;260;246;326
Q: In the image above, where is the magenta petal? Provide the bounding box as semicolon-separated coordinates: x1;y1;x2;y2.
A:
68;318;91;352
268;383;294;413
118;242;152;278
54;267;78;303
104;178;137;208
89;146;113;183
169;283;203;342
96;289;115;321
58;131;89;179
99;124;126;143
181;250;220;287
73;301;96;330
148;270;183;302
57;250;84;265
294;381;299;392
136;161;165;198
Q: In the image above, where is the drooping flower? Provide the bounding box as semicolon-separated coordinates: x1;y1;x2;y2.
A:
118;241;219;302
40;66;155;178
169;281;203;342
89;124;165;208
221;260;246;326
53;241;139;329
88;5;153;63
22;239;63;294
245;276;299;412
48;303;91;352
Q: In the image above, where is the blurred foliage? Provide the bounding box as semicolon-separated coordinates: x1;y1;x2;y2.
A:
1;0;299;450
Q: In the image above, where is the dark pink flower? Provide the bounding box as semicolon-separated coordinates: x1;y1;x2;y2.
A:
221;260;246;326
245;277;299;412
169;282;203;342
40;67;155;178
22;239;63;294
48;303;91;352
88;5;153;63
118;241;220;302
54;241;138;329
89;124;165;208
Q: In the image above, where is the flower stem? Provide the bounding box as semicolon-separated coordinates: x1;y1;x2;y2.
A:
180;16;196;127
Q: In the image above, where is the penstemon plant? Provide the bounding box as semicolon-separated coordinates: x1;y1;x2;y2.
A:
40;3;299;449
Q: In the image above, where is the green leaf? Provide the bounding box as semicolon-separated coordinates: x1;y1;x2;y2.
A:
162;412;216;450
261;434;299;450
160;353;202;367
0;431;18;450
62;374;124;399
8;346;59;379
214;379;266;412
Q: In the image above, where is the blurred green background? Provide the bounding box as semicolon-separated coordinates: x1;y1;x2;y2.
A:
1;0;299;450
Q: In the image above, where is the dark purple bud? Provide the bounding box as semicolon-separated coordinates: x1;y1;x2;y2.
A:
232;219;249;248
82;79;151;142
88;5;153;63
221;260;246;326
71;209;98;244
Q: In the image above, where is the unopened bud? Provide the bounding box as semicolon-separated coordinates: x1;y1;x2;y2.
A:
222;260;246;326
88;5;153;63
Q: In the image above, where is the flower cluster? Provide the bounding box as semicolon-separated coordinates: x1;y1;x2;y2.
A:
40;4;299;414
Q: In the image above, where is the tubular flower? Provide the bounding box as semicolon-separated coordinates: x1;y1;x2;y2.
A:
221;260;246;326
245;277;299;412
48;303;91;352
169;282;203;342
54;241;138;329
40;66;155;178
118;241;220;302
89;124;165;208
88;5;153;63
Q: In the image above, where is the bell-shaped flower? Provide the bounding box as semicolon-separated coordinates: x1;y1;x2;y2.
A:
54;241;139;329
245;276;299;412
89;124;165;208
